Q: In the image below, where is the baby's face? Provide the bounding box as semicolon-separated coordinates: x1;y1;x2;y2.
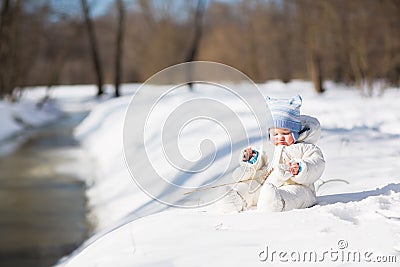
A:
269;127;295;146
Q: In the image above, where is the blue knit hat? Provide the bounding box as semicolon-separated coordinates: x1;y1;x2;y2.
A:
266;95;302;141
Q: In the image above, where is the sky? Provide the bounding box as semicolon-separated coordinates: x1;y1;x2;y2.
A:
49;0;238;18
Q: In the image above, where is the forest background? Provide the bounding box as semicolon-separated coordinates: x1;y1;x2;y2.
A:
0;0;399;99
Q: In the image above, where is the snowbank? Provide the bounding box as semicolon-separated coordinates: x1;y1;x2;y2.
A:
0;84;133;154
61;80;400;266
0;98;61;155
61;189;400;267
0;101;23;141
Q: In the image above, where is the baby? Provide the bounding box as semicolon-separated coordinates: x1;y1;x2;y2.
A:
219;95;325;212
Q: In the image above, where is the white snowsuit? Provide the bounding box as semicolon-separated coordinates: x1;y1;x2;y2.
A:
229;115;325;212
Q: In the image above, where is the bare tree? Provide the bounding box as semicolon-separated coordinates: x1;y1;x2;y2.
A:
0;0;11;98
0;0;21;99
185;0;206;63
185;0;206;91
80;0;104;96
241;0;262;82
296;0;325;94
114;0;125;97
383;0;400;86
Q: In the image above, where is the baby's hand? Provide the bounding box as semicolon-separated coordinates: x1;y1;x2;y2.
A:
242;147;253;162
288;161;300;175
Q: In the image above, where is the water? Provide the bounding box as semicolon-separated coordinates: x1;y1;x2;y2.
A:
0;111;92;267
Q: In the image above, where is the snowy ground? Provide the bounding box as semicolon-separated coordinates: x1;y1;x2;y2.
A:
2;81;399;266
63;80;400;267
0;85;135;155
0;96;62;155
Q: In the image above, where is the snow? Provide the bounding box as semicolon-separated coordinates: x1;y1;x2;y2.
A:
0;85;138;155
0;101;23;141
59;80;400;266
0;96;62;155
2;81;399;266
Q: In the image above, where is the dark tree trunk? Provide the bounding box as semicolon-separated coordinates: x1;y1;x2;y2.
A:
0;0;10;98
80;0;104;96
309;49;325;94
114;0;125;98
0;0;21;100
296;0;325;94
185;0;205;91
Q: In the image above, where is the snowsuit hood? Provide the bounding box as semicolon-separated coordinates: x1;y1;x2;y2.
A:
296;115;322;144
